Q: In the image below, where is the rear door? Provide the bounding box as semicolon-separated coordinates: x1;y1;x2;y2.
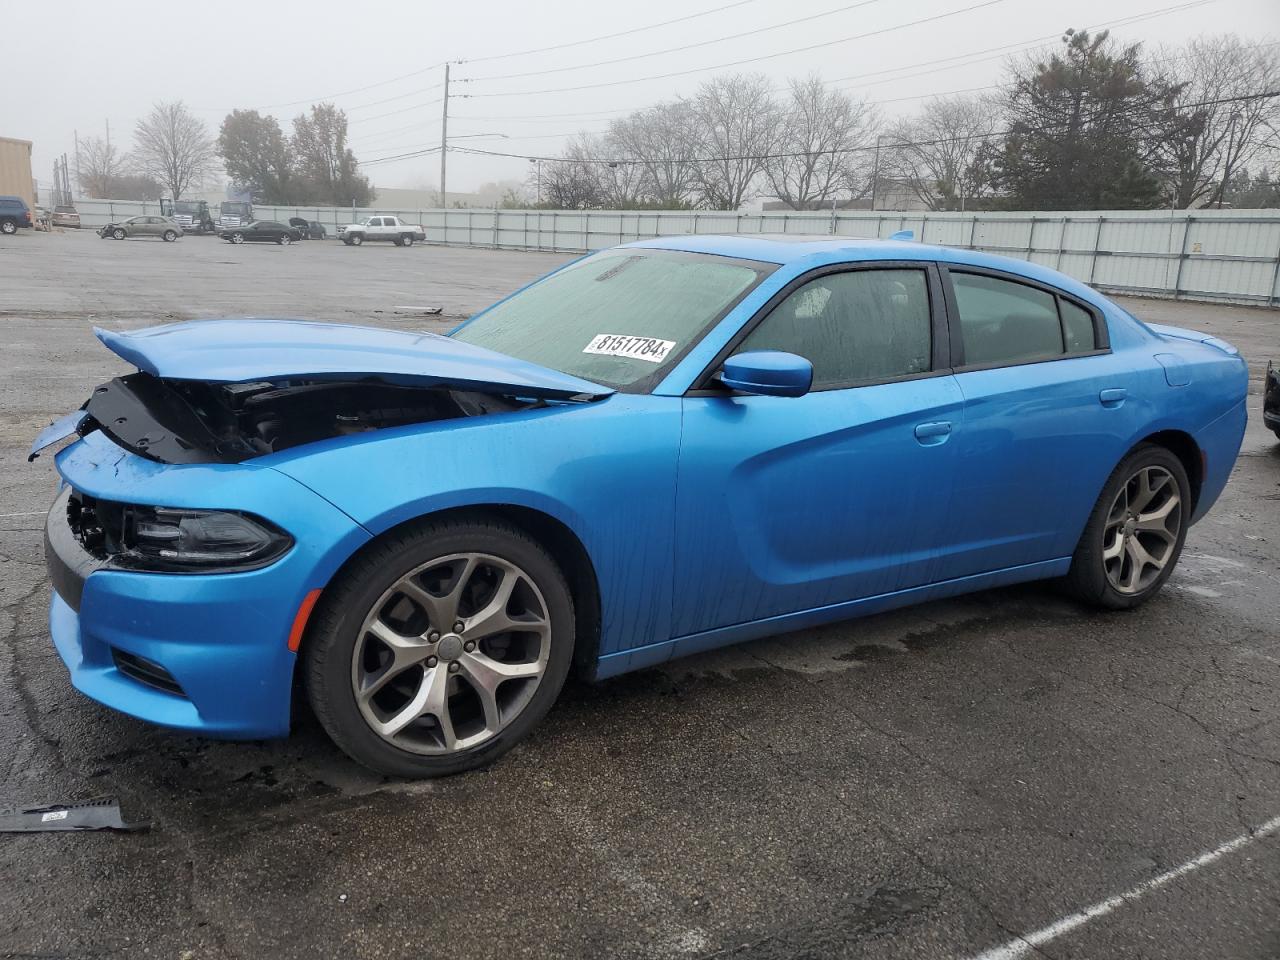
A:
938;266;1137;577
672;262;964;638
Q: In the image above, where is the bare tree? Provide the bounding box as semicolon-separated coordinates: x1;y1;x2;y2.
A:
885;94;1003;210
764;76;878;209
1161;36;1280;208
77;136;128;198
132;101;217;200
540;136;604;209
608;102;700;207
594;133;649;207
689;74;781;209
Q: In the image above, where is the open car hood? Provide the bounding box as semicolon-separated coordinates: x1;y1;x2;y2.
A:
94;319;613;400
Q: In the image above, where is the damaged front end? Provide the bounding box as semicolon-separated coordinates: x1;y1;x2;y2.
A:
30;318;614;465
49;371;529;465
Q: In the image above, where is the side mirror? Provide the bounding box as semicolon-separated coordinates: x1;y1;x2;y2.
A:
720;351;813;398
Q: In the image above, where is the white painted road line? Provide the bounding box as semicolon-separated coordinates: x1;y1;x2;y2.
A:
0;511;47;518
966;814;1280;960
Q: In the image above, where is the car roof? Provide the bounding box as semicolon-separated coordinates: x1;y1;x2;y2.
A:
623;233;1105;306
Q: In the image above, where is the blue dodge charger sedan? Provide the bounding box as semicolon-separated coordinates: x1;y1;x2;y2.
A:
32;235;1248;776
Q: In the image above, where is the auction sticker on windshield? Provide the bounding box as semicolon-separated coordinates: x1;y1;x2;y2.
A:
583;334;676;364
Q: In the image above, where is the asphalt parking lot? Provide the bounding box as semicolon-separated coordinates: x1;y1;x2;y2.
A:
2;227;1279;960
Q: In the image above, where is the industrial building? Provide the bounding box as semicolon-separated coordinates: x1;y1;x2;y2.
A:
0;136;35;209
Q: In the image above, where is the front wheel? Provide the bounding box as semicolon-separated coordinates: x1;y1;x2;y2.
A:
348;233;364;246
279;234;291;245
1064;444;1190;609
162;229;177;242
401;234;415;247
112;228;126;240
230;232;244;244
304;517;575;777
0;219;17;235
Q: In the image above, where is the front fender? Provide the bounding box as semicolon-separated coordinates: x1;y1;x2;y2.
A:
266;395;682;657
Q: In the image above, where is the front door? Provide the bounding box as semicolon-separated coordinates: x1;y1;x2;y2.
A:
672;263;964;638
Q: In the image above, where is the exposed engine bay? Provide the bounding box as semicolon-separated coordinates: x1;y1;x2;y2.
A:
79;371;531;464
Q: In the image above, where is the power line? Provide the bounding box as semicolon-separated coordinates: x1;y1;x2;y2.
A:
442;89;1280;166
343;82;445;113
458;0;888;83
347;98;444;126
458;0;1008;98
252;62;449;111
460;0;759;64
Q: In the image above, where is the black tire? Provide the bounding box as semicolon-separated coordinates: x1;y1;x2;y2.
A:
1064;443;1191;610
304;516;575;777
162;229;177;242
230;232;244;244
393;236;404;247
349;233;364;246
112;227;126;240
0;219;17;235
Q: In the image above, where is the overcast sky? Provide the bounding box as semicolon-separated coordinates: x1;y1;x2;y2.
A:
8;0;1278;197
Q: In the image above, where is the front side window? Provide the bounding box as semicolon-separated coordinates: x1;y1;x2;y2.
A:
453;249;770;389
952;272;1099;366
737;268;933;389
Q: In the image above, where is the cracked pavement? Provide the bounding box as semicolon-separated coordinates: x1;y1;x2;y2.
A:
1;229;1278;959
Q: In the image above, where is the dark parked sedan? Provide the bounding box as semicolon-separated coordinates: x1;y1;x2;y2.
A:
220;221;302;245
288;217;327;239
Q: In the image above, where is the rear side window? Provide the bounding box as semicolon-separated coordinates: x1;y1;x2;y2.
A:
951;272;1099;367
1060;299;1097;353
738;268;932;389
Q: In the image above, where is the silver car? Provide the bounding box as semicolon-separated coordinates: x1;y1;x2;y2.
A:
99;216;183;241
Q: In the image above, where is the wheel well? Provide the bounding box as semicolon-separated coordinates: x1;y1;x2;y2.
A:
301;505;602;679
1137;429;1203;512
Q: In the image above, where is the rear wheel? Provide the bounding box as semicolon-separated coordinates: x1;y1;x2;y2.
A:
1064;443;1190;609
304;517;574;777
0;219;17;235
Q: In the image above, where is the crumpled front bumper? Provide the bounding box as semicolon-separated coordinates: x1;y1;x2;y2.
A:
45;431;372;738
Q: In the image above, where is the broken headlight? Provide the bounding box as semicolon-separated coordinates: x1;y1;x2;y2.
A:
119;506;292;572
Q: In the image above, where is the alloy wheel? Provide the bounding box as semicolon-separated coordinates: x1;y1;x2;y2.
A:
1102;465;1182;595
351;552;551;755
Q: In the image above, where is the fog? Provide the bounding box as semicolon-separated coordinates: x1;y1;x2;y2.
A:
7;0;1277;197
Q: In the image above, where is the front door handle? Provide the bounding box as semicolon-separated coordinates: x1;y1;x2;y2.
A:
914;421;953;446
1099;388;1128;408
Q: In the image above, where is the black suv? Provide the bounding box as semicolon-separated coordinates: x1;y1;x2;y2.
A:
0;195;34;234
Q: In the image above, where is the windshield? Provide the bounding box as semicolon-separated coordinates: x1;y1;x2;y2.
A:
174;202;198;212
222;203;250;214
451;248;771;389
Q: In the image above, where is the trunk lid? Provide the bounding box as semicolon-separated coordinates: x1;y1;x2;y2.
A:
95;319;613;400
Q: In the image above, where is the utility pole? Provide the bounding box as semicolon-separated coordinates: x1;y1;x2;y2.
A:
439;63;450;208
73;130;81;198
869;134;884;212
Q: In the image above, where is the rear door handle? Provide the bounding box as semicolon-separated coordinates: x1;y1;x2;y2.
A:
1099;388;1128;408
914;421;953;445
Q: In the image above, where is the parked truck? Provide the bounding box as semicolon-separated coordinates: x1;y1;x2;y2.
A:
337;215;426;247
218;200;254;231
161;198;216;234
